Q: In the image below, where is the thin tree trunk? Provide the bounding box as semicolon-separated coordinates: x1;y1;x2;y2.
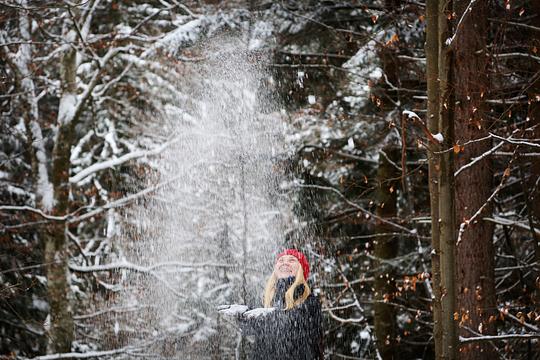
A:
438;0;458;358
425;0;442;356
371;3;402;357
239;156;248;360
452;1;496;358
373;147;399;360
45;27;78;353
6;4;54;211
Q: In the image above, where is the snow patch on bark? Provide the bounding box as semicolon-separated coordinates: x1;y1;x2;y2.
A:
58;93;78;125
432;133;444;143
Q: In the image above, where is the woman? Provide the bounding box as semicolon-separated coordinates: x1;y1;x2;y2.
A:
219;249;323;360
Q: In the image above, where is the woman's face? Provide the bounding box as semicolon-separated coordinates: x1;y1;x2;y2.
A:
274;255;300;279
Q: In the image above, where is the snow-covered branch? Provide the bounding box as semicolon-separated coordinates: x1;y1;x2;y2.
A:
0;205;68;221
489;133;540;149
460;333;540;344
502;309;540;332
69;260;187;299
80;0;102;40
435;129;539;158
74;305;156;320
483;216;540;236
148;261;235;270
489;18;540;33
25;345;145;359
69;260;234;273
71;45;134;122
68;174;184;223
298;144;378;164
69;140;173;184
446;0;478;47
326;311;365;324
494;52;540;64
402;110;443;145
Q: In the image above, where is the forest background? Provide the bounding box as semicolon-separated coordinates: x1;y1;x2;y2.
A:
1;0;539;359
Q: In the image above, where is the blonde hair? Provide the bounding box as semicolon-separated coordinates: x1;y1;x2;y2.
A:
263;265;311;310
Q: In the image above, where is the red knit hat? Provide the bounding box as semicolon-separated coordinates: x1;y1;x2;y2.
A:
277;249;310;279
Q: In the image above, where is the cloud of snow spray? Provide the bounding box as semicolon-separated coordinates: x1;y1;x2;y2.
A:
112;36;291;357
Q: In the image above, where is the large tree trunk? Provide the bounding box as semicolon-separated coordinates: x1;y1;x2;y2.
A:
526;1;540;312
44;26;78;353
425;0;442;356
527;109;540;309
437;0;458;358
373;147;400;360
452;1;497;358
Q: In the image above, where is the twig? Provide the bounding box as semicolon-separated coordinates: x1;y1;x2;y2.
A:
68;174;184;224
454;141;504;177
502;309;540;332
456;158;514;246
295;184;415;234
0;205;67;221
69;260;187;299
484;216;540;236
488;18;540;33
446;0;479;47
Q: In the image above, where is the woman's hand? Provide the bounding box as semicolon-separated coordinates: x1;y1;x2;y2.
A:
217;304;249;316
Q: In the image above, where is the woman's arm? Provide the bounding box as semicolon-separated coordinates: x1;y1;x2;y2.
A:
239;295;321;335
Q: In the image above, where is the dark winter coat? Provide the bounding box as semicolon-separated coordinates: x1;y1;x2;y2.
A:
239;277;323;360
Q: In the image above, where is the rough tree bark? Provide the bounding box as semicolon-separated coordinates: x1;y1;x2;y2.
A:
373;147;399;360
526;1;540;311
437;0;458;358
425;0;442;356
452;1;497;358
